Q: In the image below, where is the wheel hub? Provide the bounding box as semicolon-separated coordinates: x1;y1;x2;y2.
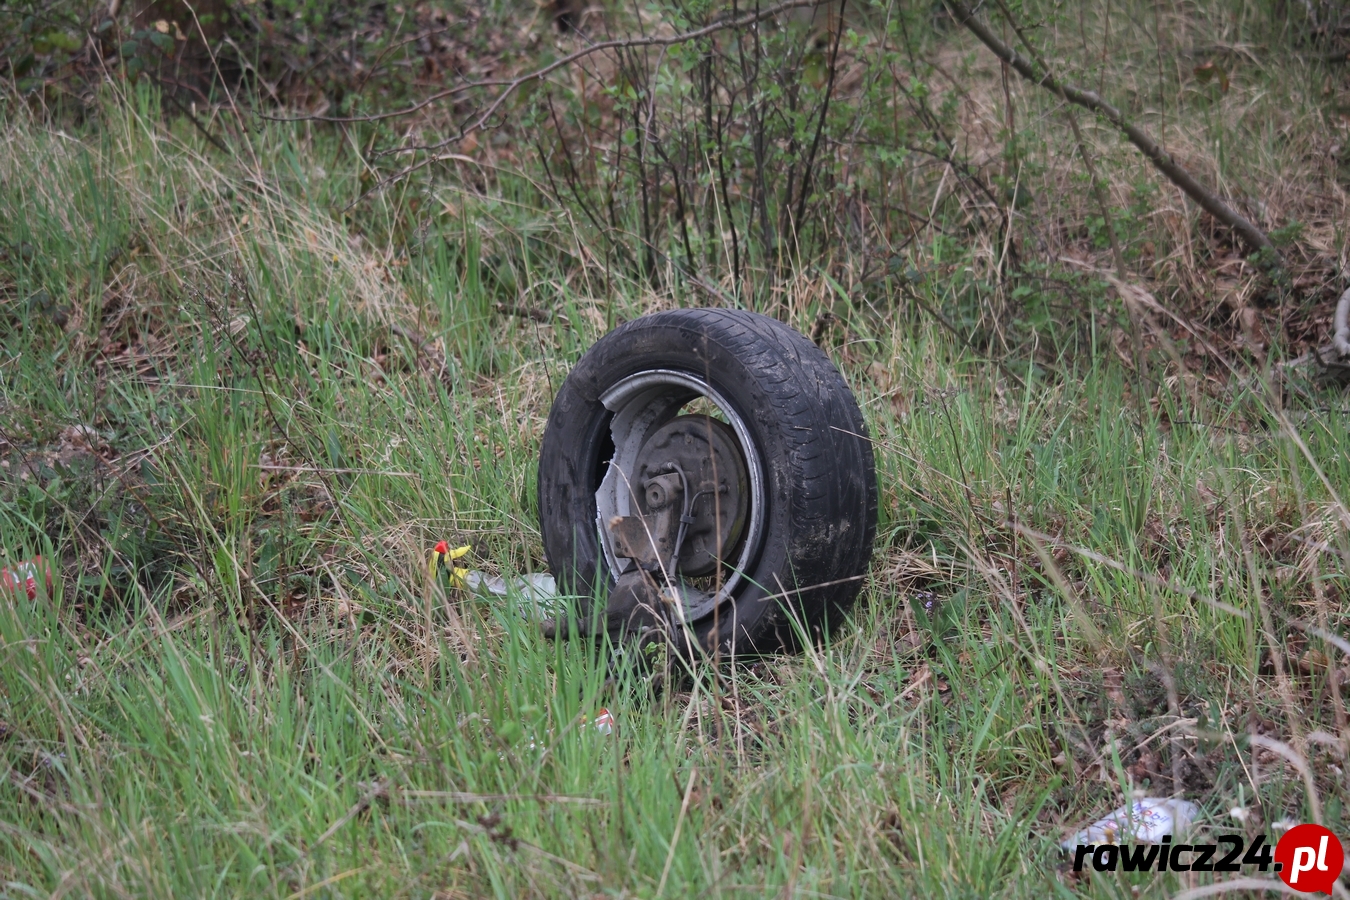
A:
593;369;768;626
608;415;748;578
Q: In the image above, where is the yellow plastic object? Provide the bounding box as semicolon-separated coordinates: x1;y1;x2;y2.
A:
430;541;472;589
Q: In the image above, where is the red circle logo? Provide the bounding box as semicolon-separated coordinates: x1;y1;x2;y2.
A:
1275;824;1344;894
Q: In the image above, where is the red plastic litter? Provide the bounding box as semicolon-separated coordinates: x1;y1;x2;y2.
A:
0;556;54;600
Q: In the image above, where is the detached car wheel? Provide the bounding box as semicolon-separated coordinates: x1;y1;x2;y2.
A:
538;308;877;655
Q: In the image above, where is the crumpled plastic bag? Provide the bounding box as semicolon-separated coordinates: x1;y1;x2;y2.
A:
465;570;567;620
465;570;556;602
1061;798;1200;849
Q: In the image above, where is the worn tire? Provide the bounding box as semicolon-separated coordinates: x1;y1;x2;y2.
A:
537;308;877;654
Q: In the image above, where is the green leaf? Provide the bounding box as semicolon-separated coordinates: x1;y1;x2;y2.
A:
43;30;82;53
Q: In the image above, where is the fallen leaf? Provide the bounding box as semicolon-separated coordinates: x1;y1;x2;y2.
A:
1194;61;1230;93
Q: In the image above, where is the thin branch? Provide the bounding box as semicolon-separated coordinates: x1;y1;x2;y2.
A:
900;284;1027;390
943;0;1285;274
263;0;826;127
331;0;830;206
161;90;231;155
990;0;1124;276
792;0;846;237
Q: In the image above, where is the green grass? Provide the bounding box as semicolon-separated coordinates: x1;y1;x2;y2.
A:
2;5;1350;896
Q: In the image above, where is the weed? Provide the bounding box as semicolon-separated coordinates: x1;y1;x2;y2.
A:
3;0;1350;896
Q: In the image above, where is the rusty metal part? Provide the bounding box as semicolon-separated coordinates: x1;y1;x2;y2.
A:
607;514;676;572
593;370;767;614
643;473;683;510
615;414;747;578
541;567;667;641
612;470;688;573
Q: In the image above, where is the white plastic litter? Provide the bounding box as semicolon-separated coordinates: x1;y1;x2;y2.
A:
465;571;563;617
465;570;555;600
1061;798;1200;849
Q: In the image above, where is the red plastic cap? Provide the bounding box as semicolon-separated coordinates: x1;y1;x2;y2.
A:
433;540;450;555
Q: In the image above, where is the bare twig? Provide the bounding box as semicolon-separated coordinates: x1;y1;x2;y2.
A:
1171;878;1309;899
264;0;826;128
990;0;1125;277
943;0;1285;274
792;0;847;239
160;90;231;155
335;0;829;205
